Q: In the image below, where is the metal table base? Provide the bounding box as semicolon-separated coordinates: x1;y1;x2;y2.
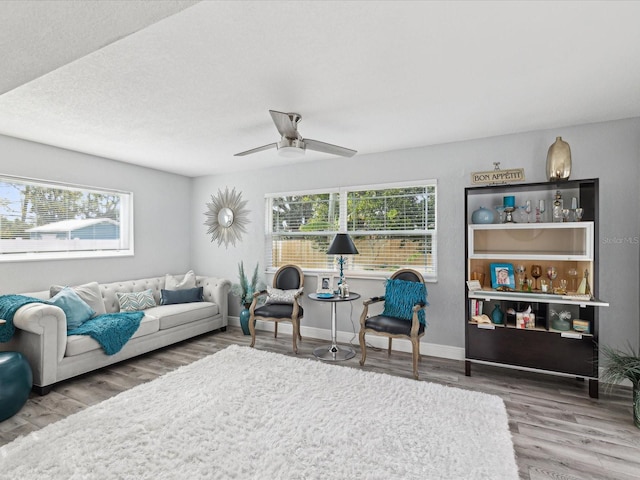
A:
310;294;359;361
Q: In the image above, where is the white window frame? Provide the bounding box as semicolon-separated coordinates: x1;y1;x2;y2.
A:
265;180;437;281
0;174;134;262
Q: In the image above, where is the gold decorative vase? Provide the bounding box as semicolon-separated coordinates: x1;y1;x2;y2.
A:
546;136;572;181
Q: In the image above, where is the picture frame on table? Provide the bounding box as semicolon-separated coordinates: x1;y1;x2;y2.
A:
490;263;515;289
317;274;335;294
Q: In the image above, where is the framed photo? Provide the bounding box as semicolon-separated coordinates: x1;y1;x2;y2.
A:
317;274;335;294
490;263;515;289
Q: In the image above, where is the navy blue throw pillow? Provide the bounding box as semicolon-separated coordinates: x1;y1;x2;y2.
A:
160;287;203;305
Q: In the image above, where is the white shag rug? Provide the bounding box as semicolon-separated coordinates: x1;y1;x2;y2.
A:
0;345;518;480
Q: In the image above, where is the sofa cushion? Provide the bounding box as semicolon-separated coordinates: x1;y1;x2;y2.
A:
165;270;196;290
100;278;164;314
117;289;156;312
160;287;203;305
50;287;96;330
65;314;160;357
50;282;107;316
145;302;218;330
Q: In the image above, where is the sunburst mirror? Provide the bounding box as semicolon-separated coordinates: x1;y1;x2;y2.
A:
204;187;250;248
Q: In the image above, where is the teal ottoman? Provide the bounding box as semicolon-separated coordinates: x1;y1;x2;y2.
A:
0;352;33;422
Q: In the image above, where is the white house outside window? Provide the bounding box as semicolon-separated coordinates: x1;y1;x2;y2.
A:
265;180;437;280
0;175;133;261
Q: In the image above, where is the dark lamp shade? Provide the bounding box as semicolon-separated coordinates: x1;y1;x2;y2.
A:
327;233;359;255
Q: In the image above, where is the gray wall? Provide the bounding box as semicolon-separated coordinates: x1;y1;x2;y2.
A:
192;117;640;355
0;134;192;292
2;117;638;358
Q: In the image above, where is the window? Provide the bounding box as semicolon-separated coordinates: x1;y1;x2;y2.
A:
0;175;133;261
265;181;437;280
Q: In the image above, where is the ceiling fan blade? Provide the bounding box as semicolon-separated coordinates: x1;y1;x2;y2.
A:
234;143;277;156
269;110;300;139
304;138;357;157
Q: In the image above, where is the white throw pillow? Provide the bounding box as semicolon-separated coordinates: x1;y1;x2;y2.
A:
50;281;106;316
165;270;196;290
265;286;302;304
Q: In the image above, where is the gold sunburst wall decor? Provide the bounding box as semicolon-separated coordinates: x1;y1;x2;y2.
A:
204;187;250;248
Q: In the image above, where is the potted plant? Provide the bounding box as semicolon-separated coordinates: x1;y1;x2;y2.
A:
601;343;640;428
231;261;265;335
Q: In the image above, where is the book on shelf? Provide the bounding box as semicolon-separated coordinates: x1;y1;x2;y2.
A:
470;299;484;317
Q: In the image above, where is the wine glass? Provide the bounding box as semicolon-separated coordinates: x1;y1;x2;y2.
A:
559;279;568;294
531;265;542;290
524;200;532;223
539;200;546;223
547;266;558;290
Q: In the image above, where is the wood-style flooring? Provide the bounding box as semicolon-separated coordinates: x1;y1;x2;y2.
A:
1;327;637;479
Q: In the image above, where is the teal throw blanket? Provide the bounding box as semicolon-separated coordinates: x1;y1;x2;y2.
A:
0;294;48;343
67;312;144;355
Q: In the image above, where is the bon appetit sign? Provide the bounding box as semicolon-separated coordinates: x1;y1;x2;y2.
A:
471;168;525;185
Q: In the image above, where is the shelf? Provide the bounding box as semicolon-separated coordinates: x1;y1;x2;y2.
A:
468;222;593;259
468;289;609;307
467;321;593;337
464;179;602;397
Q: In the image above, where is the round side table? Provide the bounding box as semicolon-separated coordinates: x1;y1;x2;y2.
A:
308;292;361;361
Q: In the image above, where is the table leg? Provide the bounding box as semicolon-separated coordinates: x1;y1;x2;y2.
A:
313;302;356;361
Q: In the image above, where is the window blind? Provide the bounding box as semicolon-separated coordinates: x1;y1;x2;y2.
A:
266;181;437;279
0;175;133;261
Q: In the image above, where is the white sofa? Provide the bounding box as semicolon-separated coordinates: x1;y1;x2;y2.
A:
0;275;231;395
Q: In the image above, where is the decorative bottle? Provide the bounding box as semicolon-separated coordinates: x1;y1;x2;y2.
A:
552;191;564;223
491;304;504;325
546;136;572;181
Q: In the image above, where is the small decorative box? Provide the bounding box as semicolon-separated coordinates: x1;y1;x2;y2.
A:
572;319;590;334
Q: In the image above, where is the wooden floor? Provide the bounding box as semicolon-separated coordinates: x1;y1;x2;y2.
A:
1;327;638;479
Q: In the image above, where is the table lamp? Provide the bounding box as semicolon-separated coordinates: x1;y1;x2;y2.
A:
327;233;359;294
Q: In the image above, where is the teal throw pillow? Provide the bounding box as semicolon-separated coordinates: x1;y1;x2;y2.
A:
160;287;203;305
50;287;96;330
382;278;428;325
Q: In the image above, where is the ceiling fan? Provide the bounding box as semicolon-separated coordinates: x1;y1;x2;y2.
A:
234;110;357;158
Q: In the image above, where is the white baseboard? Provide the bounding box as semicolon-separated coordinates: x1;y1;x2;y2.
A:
228;316;465;361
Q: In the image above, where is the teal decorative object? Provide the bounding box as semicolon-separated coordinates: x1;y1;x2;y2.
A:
0;352;32;422
491;304;504;325
231;261;265;307
239;308;251;335
0;295;47;342
67;312;144;355
382;279;428;325
471;206;495;224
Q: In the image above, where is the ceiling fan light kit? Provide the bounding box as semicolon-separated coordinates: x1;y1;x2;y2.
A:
277;138;306;157
235;110;357;158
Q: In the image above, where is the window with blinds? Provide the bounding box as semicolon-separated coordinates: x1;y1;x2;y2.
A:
0;175;133;261
265;181;437;280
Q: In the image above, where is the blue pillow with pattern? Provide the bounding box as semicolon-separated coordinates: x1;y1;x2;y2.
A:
382;278;428;325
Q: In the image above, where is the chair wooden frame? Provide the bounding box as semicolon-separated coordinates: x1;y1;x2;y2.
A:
358;268;427;379
249;264;304;353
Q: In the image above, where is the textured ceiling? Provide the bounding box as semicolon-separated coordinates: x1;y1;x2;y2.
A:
1;1;639;177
